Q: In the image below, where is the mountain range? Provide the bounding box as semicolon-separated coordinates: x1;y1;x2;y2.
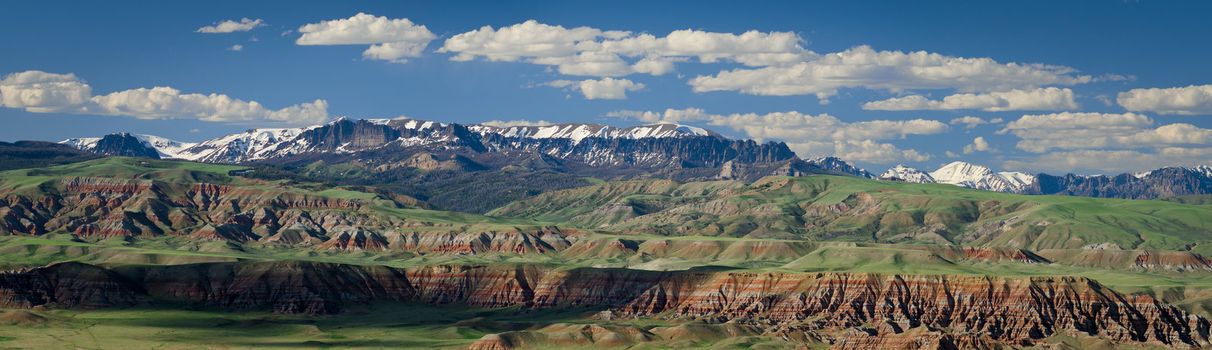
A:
55;116;1212;200
880;161;1212;199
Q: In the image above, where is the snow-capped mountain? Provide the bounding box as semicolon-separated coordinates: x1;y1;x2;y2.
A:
928;161;1035;193
878;165;935;183
60;137;99;150
174;128;304;163
804;156;875;178
60;118;792;170
469;123;717;144
1135;165;1212;179
1032;165;1212;199
54;117;1211;200
877;161;1212;198
62;133;195;159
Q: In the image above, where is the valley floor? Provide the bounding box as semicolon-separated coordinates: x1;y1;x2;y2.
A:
0;304;1175;350
4;158;1212;349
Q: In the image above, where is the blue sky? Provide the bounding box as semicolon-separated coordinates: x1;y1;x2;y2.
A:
2;0;1211;173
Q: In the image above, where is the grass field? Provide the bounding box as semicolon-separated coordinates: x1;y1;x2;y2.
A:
0;304;807;350
2;158;1211;348
0;304;549;349
493;175;1212;252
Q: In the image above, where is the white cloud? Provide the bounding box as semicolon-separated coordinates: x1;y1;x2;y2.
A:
197;18;264;33
480;119;555;127
790;139;931;164
598;29;809;66
440;20;612;62
606;108;711;124
577;78;644;99
963;136;991;154
296;13;436;63
609;108;944;163
0;71;92;112
948;116;1002;129
535;51;634;77
863;87;1078;112
0;70;328;125
227;44;244;52
1004;148;1212;174
545;78;645;100
999;112;1212;173
690;46;1093;101
1117;84;1212;115
999;112;1170;153
361;41;429;62
86;87;328;124
440;21;1102;101
438;20;808;77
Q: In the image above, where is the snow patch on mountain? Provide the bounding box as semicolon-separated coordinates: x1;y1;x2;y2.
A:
879;165;935;183
62;134;196;159
805;156;875;178
470;122;717;144
175;128;303;163
928;161;1035;193
60;137;101;150
1136;165;1212;179
133;134;196;159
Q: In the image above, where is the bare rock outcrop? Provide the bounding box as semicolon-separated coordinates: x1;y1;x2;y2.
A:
2;262;1206;347
0;262;143;309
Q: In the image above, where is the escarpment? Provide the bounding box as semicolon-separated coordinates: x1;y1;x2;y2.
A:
0;176;403;242
2;262;1207;347
0;262;143;309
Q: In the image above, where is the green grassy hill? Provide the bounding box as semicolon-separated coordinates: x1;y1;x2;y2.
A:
491;175;1212;253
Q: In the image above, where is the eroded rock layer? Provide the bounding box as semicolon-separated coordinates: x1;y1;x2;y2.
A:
0;262;1206;347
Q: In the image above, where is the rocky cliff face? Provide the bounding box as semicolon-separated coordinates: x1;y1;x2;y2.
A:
84;133;162;159
1028;167;1212;199
880;161;1212;199
479;133;796;168
0;262;144;309
62;118;800;178
0;175;395;240
1;262;1207;347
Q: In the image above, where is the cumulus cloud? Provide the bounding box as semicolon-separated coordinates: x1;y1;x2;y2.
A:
963;136;992;154
578;78;644;99
949;116;1003;129
1117;84;1212;115
438;21;1105;101
441;21;613;62
0;71;92;112
296;13;436;63
0;70;328;125
227;44;244;52
197;18;264;33
609;108;944;163
606;107;712;124
545;78;645;100
999;112;1212;173
1004;148;1212;174
863;87;1077;112
85;87;328;124
480;119;555;127
690;46;1093;101
791;139;932;163
999;112;1174;153
438;20;808;77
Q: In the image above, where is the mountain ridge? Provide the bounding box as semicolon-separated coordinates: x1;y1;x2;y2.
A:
52;117;1212;200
